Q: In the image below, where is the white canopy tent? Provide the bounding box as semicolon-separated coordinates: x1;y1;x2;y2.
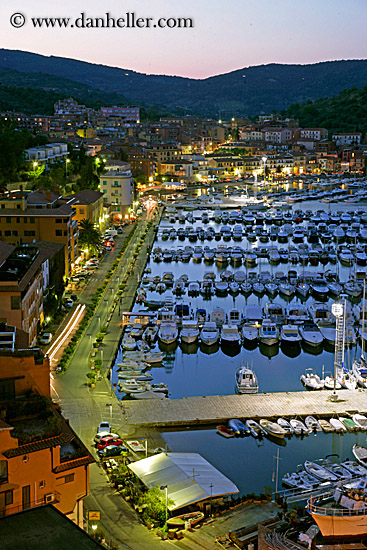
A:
128;452;239;510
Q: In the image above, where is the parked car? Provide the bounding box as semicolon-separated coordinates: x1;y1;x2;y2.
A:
105;245;112;251
97;421;111;433
93;431;119;444
97;445;128;459
64;299;74;307
97;436;124;450
40;332;52;345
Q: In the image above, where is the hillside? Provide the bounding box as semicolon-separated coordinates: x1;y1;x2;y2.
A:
282;86;367;135
1;49;367;116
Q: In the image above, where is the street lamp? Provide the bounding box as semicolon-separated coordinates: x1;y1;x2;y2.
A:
262;155;267;183
91;524;97;539
65;158;70;182
160;485;168;524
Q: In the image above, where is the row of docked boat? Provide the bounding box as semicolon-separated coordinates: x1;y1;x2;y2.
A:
162;206;367;228
217;414;367;441
152;243;367;267
116;352;169;399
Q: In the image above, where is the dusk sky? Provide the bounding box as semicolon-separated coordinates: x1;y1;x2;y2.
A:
1;0;366;78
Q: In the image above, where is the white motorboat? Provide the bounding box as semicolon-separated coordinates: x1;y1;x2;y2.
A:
299;322;324;347
259;319;279;346
329;418;347;432
279;282;295;297
305;416;322;432
122;333;137;351
322;372;342;390
300;369;324;390
143;351;165;364
142;324;159;343
290;419;310;435
337;369;358;390
221;324;241;347
353;444;367;466
265;281;278;297
200;321;220;346
235;365;258;394
180;320;200;344
281;324;301;345
352;414;367;430
352;356;367;388
282;469;318;491
210;306;227;326
158;322;179;345
242;324;258;344
295;282;310;298
304;460;338;482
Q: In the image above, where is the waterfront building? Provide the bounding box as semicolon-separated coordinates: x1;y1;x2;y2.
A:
99;165;133;222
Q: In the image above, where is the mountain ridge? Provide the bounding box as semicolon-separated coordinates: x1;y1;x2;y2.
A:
1;49;367;116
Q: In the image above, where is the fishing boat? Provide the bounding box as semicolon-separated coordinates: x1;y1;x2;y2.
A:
281;324;301;346
200;321;220;346
353;444;367;466
259;419;287;439
228;418;250;436
259;319;279;346
304;460;338;482
341;459;367;477
282;469;319;491
290;419;310;435
352;414;367;430
305;416;322;432
307;477;367;538
235;365;258;394
277;418;294;435
216;425;235;438
221;324;241;347
245;419;266;438
318;419;334;433
180;320;200;344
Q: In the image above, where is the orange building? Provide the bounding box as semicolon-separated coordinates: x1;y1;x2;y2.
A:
65;189;107;231
0;189;78;277
0;331;94;526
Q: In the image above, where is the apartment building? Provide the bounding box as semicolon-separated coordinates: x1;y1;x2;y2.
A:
147;144;182;163
66;190;107;231
263;128;293;143
296;128;328;141
100;164;133;221
332;132;362;146
158;159;194;181
0;190;78;277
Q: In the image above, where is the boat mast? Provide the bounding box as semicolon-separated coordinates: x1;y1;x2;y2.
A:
362;281;366;361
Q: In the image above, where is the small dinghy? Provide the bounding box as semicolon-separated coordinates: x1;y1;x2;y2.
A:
216;425;235;438
245;419;266;438
339;417;358;432
352;413;367;430
300;369;324;390
228;418;250;436
259;419;287;439
329;418;347;432
322;461;353;480
305;416;322;432
318;419;334;433
304;460;338;482
341;459;367;477
277;418;294;435
290;419;310;435
352;445;367;468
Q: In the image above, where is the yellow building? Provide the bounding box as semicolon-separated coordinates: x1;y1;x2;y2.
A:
67;190;107;231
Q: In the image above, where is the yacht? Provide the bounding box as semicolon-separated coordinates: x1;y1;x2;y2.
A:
200;321;220;346
235;365;258;394
180;320;200;344
158;322;179;345
299;322;324;348
259;319;279;346
221;324;241;347
242;324;258;345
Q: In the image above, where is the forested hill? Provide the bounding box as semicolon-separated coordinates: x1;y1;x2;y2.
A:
282;87;367;135
1;49;367;116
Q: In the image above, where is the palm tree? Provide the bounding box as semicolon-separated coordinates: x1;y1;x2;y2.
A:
78;219;102;257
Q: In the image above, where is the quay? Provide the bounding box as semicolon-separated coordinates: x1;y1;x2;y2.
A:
124;390;367;428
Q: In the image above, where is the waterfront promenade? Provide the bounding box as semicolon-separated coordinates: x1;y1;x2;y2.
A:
124;390;367;428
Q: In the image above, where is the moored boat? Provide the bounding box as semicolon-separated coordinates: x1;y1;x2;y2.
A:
216;425;235;438
235;365;258;394
259;419;287;439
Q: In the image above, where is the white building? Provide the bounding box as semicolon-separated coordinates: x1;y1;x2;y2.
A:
332;132;362;146
25;143;68;165
100;165;133;221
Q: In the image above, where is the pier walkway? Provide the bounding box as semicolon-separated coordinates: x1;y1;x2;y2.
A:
124;390;367;428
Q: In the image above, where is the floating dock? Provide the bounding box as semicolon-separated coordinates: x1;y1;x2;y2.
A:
123;390;367;428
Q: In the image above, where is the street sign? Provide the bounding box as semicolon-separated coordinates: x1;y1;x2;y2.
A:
89;511;100;520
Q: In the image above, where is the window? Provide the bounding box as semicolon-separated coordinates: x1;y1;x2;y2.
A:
6;218;11;223
0;461;8;484
1;204;4;208
103;181;107;185
56;473;74;485
12;231;18;237
4;231;10;237
16;218;20;223
0;489;13;508
24;231;36;237
30;218;35;223
11;296;21;310
79;208;84;214
55;230;62;236
24;218;27;223
56;219;62;224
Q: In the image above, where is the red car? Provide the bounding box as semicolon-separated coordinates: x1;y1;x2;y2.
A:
97;436;124;450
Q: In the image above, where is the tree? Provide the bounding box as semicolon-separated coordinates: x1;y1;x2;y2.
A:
78;219;102;256
137;487;175;526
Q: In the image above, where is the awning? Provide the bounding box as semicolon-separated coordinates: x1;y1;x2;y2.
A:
128;452;239;510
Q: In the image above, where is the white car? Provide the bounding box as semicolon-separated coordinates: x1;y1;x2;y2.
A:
94;431;119;444
40;332;52;345
97;421;112;433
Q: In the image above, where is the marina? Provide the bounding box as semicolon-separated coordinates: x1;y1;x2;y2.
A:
113;183;367;499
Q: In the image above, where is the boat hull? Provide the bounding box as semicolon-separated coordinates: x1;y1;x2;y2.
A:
309;510;367;539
